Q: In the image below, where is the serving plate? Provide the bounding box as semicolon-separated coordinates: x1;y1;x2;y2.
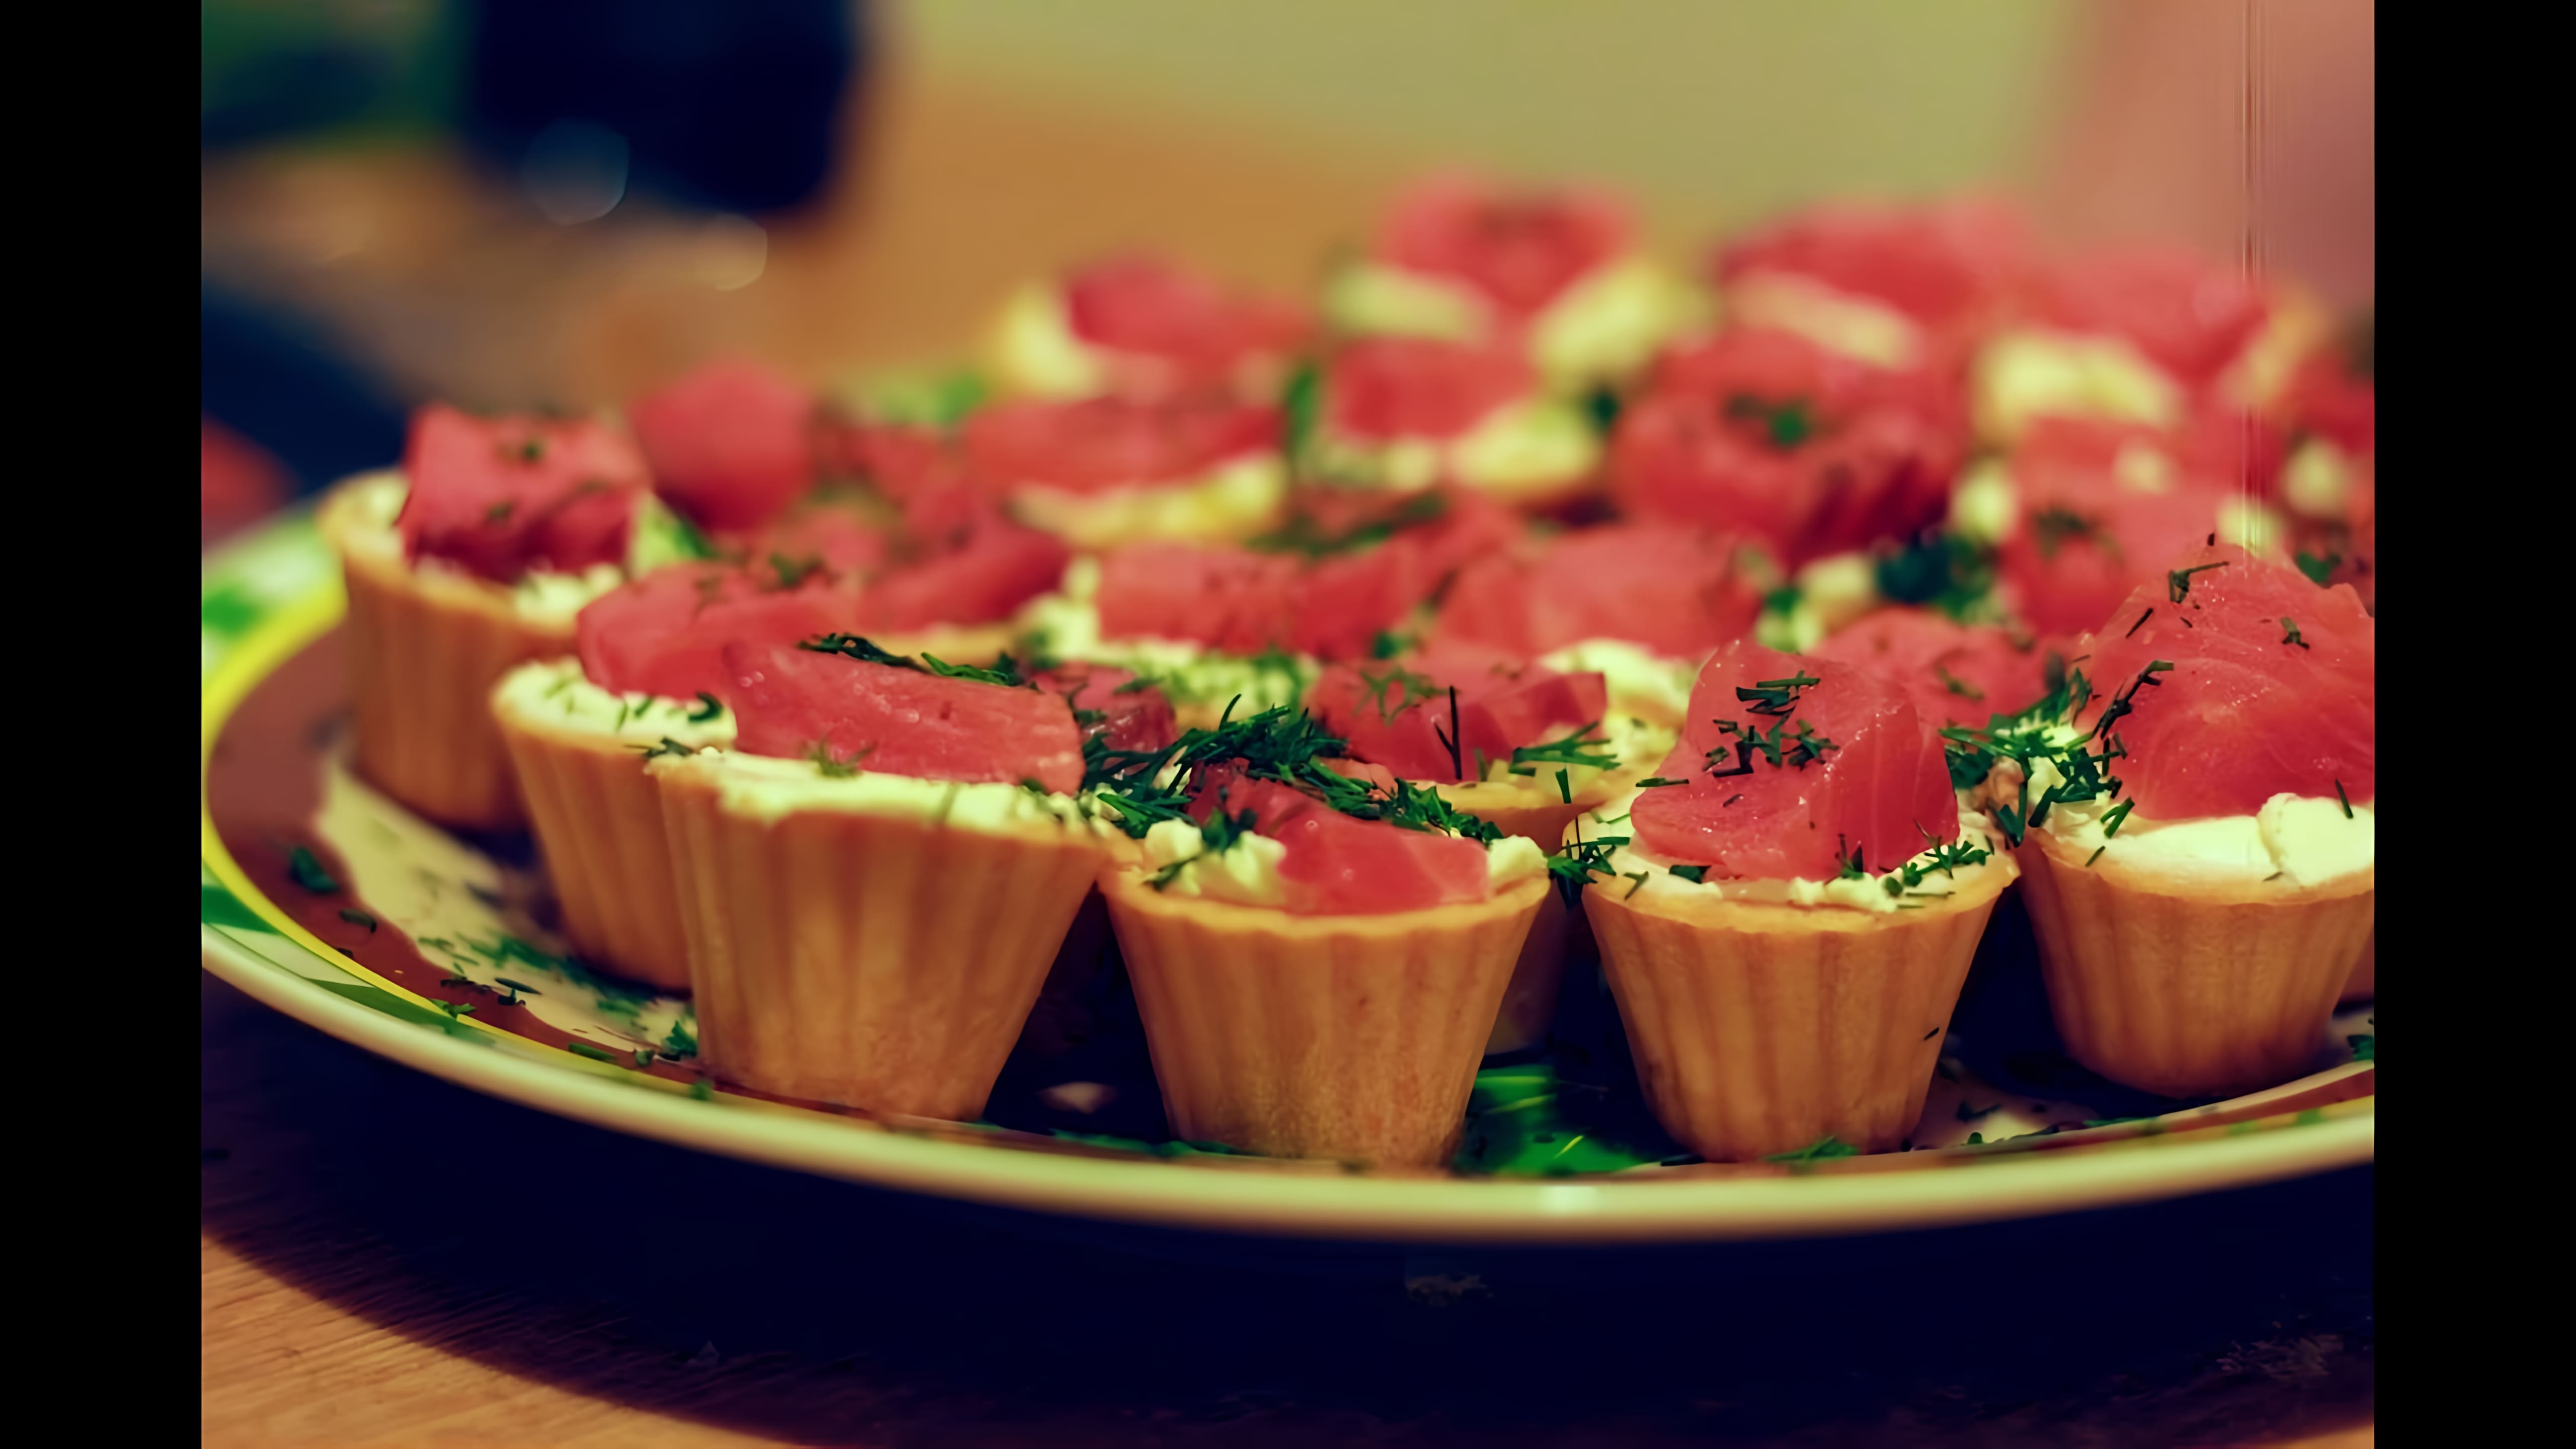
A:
201;511;2374;1244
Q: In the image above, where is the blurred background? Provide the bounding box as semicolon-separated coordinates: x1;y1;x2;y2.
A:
200;0;2373;541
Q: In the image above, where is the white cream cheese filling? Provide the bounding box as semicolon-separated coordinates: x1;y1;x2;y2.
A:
1533;639;1705;727
1303;396;1598;500
490;658;740;749
1005;451;1286;549
1324;255;1697;389
1719;269;1926;372
2019;747;2374;889
647;748;1105;836
1972;328;2184;445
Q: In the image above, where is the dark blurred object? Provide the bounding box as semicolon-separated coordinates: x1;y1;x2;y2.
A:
200;284;412;501
200;0;460;149
201;1;872;513
461;0;864;218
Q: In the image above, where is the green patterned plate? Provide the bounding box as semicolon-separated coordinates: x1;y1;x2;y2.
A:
200;509;2374;1244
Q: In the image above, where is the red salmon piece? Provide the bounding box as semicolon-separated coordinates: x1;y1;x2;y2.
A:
2067;544;2373;820
627;358;819;532
1378;177;1629;317
1989;419;2240;637
1030;663;1179;754
855;517;1069;631
1326;336;1535;441
2175;400;2290;496
1062;255;1310;389
576;564;851;702
1814;608;2059;730
396;404;651;582
963;395;1279;494
1632;642;1959;880
744;501;894;579
2024;250;2271;387
1198;777;1493;914
1094;543;1303;653
721;640;1085;792
1311;646;1607;783
2283;350;2375;456
1714;198;2029;331
1613;328;1963;564
1432;523;1765;660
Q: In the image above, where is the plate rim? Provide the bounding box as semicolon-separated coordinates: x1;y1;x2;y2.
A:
200;509;2375;1245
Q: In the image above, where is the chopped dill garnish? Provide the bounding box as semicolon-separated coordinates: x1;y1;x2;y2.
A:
634;737;696;761
1079;702;1506;844
1543;831;1625;904
688;692;725;721
286;846;340;895
1736;673;1822;717
2166;560;2228;602
1511;722;1620;773
1934;663;1984;700
1763;1136;1857;1164
338;908;377;932
804;741;875;778
1358;664;1437;724
2295;550;2341;586
1668;864;1709;884
2334;779;2353;818
798;633;1032;689
2125;607;2154;638
767;553;827;590
2279;617;2309;649
2084;846;2106;868
2030;507;2111;562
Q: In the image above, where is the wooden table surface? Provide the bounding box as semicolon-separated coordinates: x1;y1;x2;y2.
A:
201;52;2374;1447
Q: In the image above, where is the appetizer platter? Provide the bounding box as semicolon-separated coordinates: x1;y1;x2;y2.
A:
201;181;2375;1243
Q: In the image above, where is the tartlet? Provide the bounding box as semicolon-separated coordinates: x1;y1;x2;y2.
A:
1958;544;2374;1097
489;561;849;989
1088;714;1551;1167
651;637;1111;1116
1572;642;2017;1161
320;406;681;829
1307;642;1664;1054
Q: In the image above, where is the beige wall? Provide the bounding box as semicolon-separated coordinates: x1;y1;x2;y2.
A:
891;0;2080;244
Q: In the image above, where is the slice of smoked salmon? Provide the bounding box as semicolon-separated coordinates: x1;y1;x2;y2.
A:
1310;643;1607;782
722;640;1085;792
1814;608;2061;730
577;564;852;703
1197;777;1493;914
2067;543;2372;819
1432;523;1765;660
1631;641;1959;879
